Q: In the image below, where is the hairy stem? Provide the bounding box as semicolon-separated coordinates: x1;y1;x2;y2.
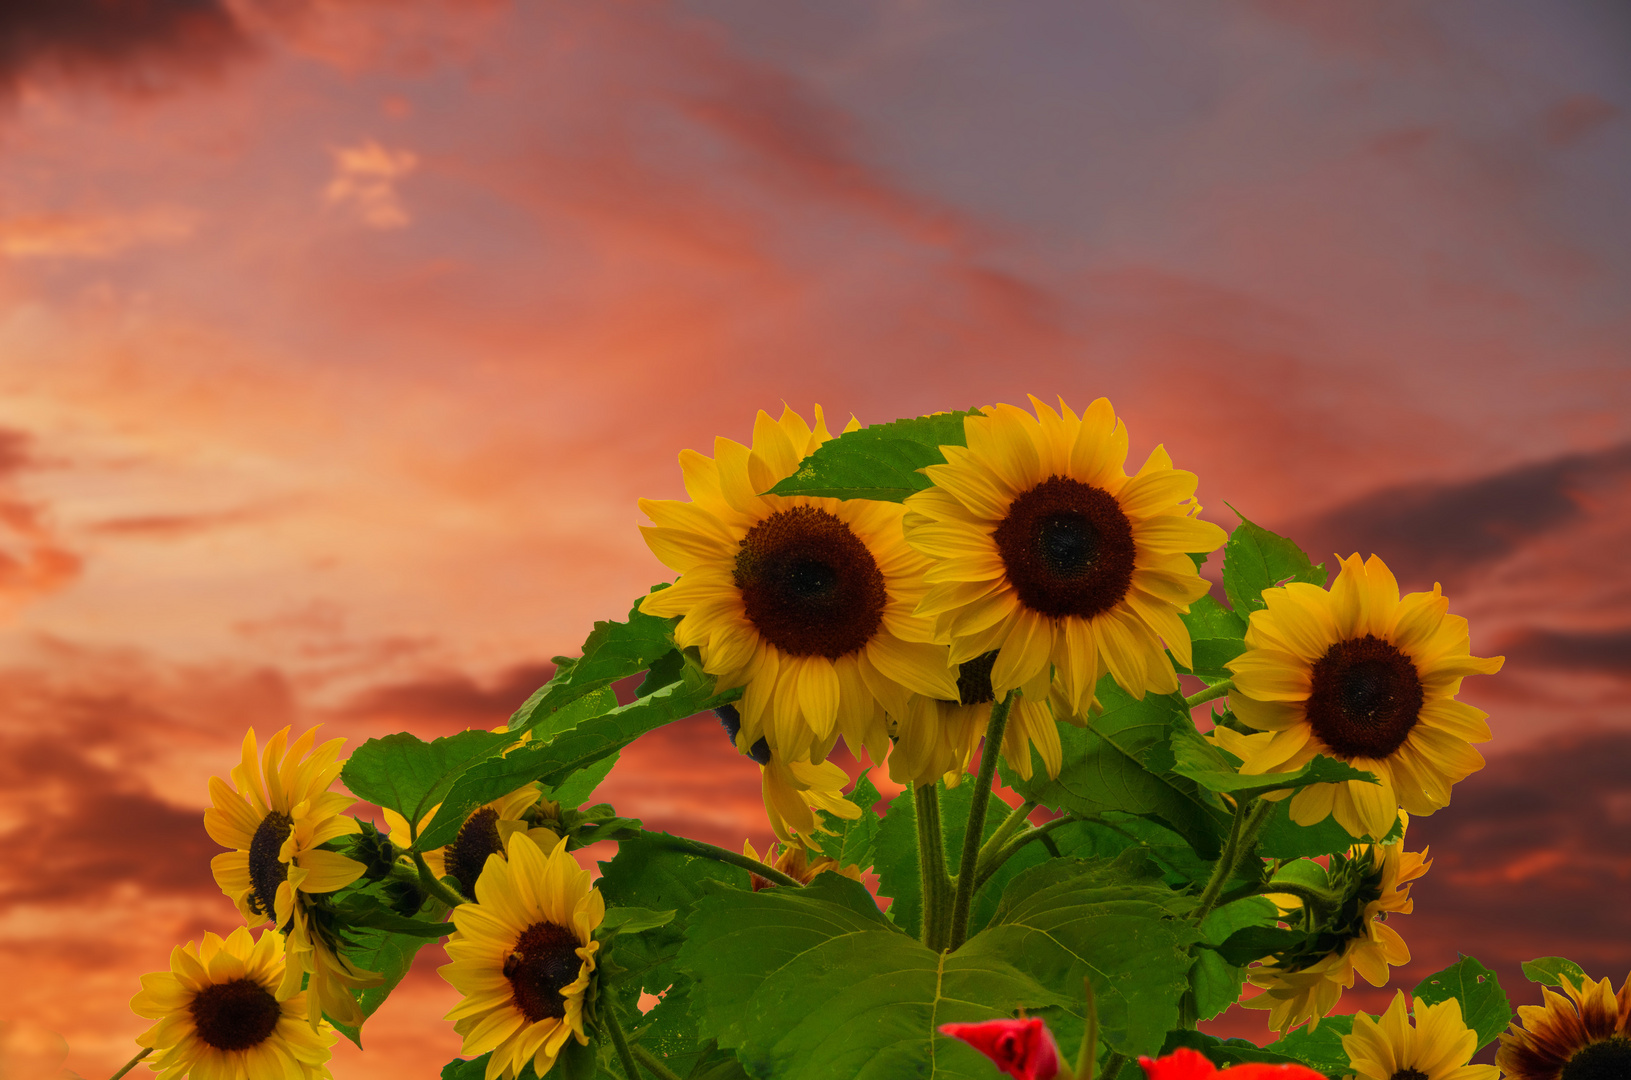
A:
975;813;1081;889
410;849;469;908
975;798;1036;872
632;1046;685;1080
107;1048;153;1080
1184;679;1234;709
948;689;1017;950
601;1004;643;1079
1192;799;1276;924
915;781;952;951
1256;880;1344;914
638;832;802;888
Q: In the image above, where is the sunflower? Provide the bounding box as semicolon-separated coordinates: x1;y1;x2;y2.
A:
887;653;1067;787
440;832;604;1080
761;747;862;844
282;916;382;1030
903;397;1226;719
639;405;958;767
1497;971;1631;1080
741;838;866;890
1242;815;1430;1032
131;926;336;1080
382;785;560;899
1344;991;1498;1080
1223;553;1503;841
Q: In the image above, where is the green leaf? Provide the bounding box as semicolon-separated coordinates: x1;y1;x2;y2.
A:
1258;798;1379;858
540;750;619;810
510;590;681;735
809;769;883;871
1413;955;1512;1051
1169;728;1377;797
598;906;677;935
331;926;434;1048
1177;596;1248;680
328;892;453;938
1002;679;1228;859
1262;1015;1357;1076
1193;896;1279;1021
678;879;1071;1080
441;1054;491;1080
1221;513;1328;616
341;729;512;832
1166;1030;1312;1070
419;681;731;852
971;854;1201;1061
1522;956;1590;989
1213;924;1320;967
763;411;978;502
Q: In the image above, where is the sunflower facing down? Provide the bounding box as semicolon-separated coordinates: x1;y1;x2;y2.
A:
903;397;1226;719
440;832;604;1080
1243;815;1430;1033
887;653;1067;787
1223;553;1504;841
640;406;958;766
741;838;866;890
1497;970;1631;1080
131;926;336;1080
1343;991;1498;1080
382;785;560;898
761;748;862;844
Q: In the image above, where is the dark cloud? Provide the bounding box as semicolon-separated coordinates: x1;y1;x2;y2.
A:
86;507;263;538
0;428;31;479
0;0;252;98
1501;627;1631;676
1296;441;1631;588
337;661;556;733
1543;93;1622;148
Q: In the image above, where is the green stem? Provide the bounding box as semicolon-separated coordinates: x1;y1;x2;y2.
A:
1191;799;1276;924
631;1046;684;1080
601;1005;643;1079
975;813;1080;889
411;849;469;908
976;798;1036;869
637;832;802;888
915;781;952;951
1076;976;1099;1080
107;1047;153;1080
948;689;1017;950
1184;679;1233;709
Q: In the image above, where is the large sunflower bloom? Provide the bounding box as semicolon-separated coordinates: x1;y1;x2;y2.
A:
1496;971;1631;1080
1243;816;1430;1032
1223;553;1504;840
1344;991;1498;1080
382;785;560;898
131;926;335;1080
888;653;1065;786
640;406;957;766
903;397;1225;718
440;832;604;1080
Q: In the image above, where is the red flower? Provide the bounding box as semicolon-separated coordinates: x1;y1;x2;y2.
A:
1139;1047;1326;1080
940;1017;1063;1080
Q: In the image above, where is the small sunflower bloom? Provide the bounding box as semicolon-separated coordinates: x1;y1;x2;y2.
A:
1222;553;1503;840
382;785;560;898
1344;991;1498;1080
130;926;335;1080
440;832;604;1080
1497;970;1631;1080
639;405;958;768
903;397;1225;722
1244;816;1430;1032
741;838;865;891
761;749;861;845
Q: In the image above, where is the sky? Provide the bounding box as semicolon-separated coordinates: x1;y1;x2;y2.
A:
0;0;1628;1076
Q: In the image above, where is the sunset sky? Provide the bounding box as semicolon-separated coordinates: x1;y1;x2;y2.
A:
1;2;1628;1077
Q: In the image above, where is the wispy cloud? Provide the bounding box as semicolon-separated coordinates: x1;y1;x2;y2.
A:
324;140;419;229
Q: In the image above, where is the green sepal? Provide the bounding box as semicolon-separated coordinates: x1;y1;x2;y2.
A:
1221;512;1328;616
1413;954;1513;1051
326;890;452;938
763;410;979;502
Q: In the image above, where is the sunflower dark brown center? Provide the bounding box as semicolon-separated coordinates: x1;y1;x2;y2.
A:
247;811;293;921
503;920;582;1023
1562;1036;1631;1080
734;506;887;659
1305;634;1424;759
992;476;1135;619
1389;1070;1430;1080
953;651;999;706
190;978;281;1051
446;807;504;897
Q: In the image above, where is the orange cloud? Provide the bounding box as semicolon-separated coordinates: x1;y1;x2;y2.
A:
325;140;420;229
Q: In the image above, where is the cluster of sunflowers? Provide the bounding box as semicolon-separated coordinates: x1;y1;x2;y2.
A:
118;399;1626;1080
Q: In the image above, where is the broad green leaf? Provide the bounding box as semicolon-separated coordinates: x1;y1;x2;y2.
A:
1262;1015;1358;1076
809;769;884;872
540;749;619;810
1193;896;1279;1021
599;906;677;935
1257;797;1399;858
331;926;434;1048
1177;596;1248;681
509;590;681;735
441;1055;490;1080
763;411;978;502
328;891;453;938
1522;956;1590;989
1002;679;1228;859
1167;1030;1312;1070
678;879;1071;1080
1413;955;1512;1051
1222;513;1328;616
684;1045;753;1080
1169;728;1377;796
340;729;511;833
971;855;1201;1061
419;681;731;852
1213;924;1318;967
1054;814;1214;890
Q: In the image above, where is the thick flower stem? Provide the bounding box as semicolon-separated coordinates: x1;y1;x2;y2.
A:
106;1047;153;1080
411;849;469;908
948;689;1016;951
975;797;1037;871
1184;679;1233;709
974;812;1081;889
632;1046;685;1080
915;781;952;951
639;831;803;888
1192;798;1276;925
602;1004;644;1079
